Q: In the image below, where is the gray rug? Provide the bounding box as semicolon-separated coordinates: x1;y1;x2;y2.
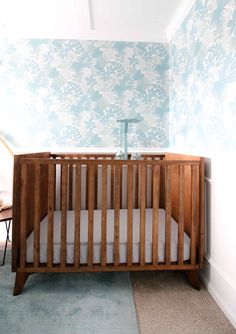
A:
0;253;139;334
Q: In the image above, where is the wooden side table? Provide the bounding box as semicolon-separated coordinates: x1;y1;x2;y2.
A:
0;208;12;266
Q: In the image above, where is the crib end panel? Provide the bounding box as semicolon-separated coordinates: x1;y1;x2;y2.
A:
12;152;50;271
199;158;205;268
12;155;22;272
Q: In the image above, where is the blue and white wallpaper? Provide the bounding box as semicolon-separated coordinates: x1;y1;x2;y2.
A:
0;40;169;149
170;0;236;151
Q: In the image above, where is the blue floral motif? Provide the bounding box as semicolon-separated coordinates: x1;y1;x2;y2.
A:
228;9;236;36
2;0;234;153
195;0;208;19
170;0;236;151
206;43;225;67
0;40;169;149
211;0;231;25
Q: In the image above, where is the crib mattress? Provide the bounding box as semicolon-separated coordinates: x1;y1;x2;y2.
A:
26;209;190;264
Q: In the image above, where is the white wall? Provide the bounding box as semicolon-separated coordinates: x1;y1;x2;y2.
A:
201;153;236;328
169;149;236;329
0;143;13;202
0;0;181;42
169;0;236;328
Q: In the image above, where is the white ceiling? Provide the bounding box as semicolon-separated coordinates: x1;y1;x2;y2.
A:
0;0;195;42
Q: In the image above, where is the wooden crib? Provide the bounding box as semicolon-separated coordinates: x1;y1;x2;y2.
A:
12;152;204;295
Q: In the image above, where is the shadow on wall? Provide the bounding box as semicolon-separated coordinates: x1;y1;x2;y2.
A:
205;175;212;259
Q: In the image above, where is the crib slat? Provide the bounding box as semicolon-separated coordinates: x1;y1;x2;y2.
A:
135;165;139;208
165;165;171;265
61;164;68;267
54;164;57;210
191;165;197;264
178;165;184;265
88;165;95;266
33;164;40;267
152;165;160;265
120;166;123;208
101;164;107;267
86;165;89;210
20;164;27;269
114;164;121;266
94;159;98;209
111;165;114;209
74;164;81;267
160;165;165;208
68;164;73;210
150;165;153;208
47;164;55;267
60;156;65;210
140;164;147;266
127;164;133;266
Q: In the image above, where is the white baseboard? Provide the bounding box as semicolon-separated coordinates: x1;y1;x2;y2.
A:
200;255;236;329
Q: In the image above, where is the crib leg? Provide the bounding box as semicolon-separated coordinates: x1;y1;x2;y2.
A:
13;272;30;296
185;270;200;290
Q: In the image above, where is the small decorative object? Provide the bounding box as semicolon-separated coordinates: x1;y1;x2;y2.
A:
131;152;142;160
117;118;141;159
115;151;126;160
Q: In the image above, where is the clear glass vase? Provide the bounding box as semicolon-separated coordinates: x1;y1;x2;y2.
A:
116;118;141;159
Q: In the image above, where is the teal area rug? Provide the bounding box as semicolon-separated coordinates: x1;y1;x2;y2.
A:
0;252;139;334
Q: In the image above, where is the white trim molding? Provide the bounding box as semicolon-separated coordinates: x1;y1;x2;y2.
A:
166;0;196;42
13;147;169;155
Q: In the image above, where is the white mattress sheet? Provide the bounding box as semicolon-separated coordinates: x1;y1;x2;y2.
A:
26;209;190;264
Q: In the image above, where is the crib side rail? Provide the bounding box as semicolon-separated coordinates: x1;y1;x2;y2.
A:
14;156;203;272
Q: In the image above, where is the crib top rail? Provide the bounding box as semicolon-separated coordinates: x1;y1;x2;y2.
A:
50;152;165;160
17;157;201;166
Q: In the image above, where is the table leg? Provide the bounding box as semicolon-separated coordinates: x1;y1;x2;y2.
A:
1;219;12;266
5;219;11;242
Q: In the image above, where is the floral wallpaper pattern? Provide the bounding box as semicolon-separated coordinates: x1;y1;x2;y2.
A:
0;40;169;149
170;0;236;151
